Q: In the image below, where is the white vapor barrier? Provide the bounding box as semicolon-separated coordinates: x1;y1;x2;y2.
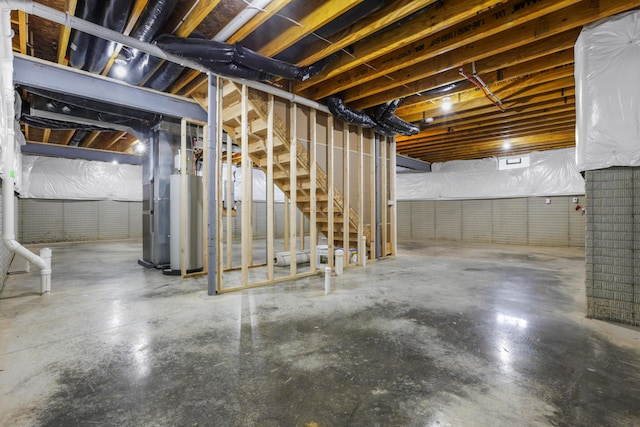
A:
229;164;285;202
575;10;640;171
397;148;584;200
21;155;142;201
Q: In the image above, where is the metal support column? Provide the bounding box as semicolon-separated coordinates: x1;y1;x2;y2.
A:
374;133;381;260
207;74;218;295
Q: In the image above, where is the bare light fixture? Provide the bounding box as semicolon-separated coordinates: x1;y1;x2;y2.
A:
134;141;146;154
441;96;452;112
502;141;511;150
112;64;127;78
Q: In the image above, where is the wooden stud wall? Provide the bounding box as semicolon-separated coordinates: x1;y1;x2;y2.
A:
213;79;393;292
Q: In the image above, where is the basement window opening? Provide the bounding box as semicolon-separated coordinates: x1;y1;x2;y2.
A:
498;155;530;170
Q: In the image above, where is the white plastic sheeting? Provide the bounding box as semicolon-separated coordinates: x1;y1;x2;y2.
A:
21;155;142;201
575;10;640;171
227;163;285;202
396;148;584;200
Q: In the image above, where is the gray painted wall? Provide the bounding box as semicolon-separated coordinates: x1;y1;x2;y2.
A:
397;196;585;248
18;199;143;243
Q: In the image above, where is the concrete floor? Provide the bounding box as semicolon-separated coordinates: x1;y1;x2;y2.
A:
1;240;640;426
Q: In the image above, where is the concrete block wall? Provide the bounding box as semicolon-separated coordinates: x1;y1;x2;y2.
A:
18;199;142;244
397;196;585;248
585;167;639;326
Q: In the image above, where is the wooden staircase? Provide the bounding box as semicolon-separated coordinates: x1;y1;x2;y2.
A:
217;82;365;252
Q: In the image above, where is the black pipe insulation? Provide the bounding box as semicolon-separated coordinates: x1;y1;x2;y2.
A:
154;35;335;82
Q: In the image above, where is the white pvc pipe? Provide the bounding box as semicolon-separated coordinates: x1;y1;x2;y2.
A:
324;266;331;295
213;0;273;42
335;249;344;275
1;0;330;114
0;8;51;293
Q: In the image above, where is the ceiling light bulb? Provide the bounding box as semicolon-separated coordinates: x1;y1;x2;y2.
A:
113;65;127;78
502;141;511;150
441;96;452;112
134;142;146;154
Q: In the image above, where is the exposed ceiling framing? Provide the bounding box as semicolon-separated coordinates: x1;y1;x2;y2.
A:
12;0;640;162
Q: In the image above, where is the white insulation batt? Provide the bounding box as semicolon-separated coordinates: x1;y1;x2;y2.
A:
21;155;142;201
575;10;640;171
396;148;584;201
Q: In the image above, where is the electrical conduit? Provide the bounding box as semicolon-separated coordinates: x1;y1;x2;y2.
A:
0;8;51;293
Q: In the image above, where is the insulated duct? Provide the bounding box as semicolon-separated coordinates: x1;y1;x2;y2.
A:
108;0;179;85
2;0;331;113
68;0;132;73
155;35;335;82
327;95;419;137
68;0;98;69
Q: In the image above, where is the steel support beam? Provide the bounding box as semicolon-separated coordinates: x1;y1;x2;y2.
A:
21;142;142;165
13;54;208;123
396;154;431;172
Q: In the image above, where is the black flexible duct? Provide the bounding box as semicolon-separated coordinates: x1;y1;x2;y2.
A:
108;0;179;85
327;96;377;128
68;130;89;146
144;61;185;91
85;0;132;73
154;35;335;82
327;96;419;136
68;0;100;69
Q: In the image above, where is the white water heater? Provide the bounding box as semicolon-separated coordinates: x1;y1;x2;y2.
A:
169;174;203;272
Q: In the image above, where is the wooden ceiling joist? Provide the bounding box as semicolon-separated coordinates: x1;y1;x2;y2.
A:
291;0;439;67
304;0;586;101
226;0;294;43
80;130;101;148
421;90;577;129
293;0;505;93
256;0;363;57
56;0;78;65
18;10;28;55
398;75;576;123
347;30;579;109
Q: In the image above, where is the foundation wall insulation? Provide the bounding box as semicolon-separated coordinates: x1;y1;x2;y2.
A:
397;196;585;248
397;148;584;201
576;11;640;326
